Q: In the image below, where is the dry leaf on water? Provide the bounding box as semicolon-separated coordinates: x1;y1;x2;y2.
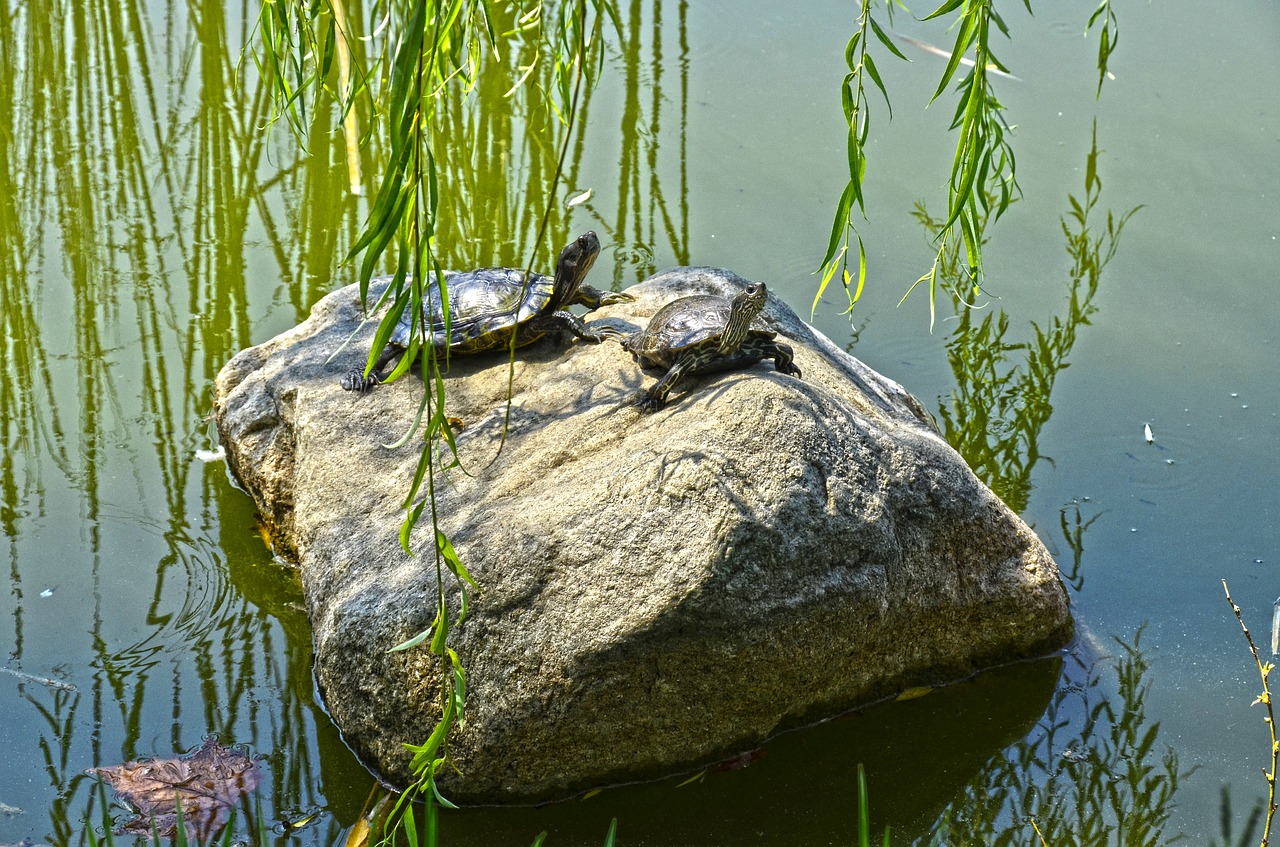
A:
85;737;262;840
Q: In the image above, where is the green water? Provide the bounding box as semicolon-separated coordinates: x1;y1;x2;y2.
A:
2;1;1278;844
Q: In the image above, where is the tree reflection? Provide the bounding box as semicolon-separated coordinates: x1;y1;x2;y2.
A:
925;123;1140;514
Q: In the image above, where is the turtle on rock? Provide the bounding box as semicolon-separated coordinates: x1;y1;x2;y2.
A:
342;231;631;392
620;280;802;412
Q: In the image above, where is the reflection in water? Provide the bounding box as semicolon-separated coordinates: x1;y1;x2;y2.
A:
910;126;1208;843
1056;500;1100;594
0;0;359;841
432;657;1064;846
928;124;1140;514
929;629;1189;845
594;0;692;285
420;0;690;280
1;0;689;844
5;0;1197;843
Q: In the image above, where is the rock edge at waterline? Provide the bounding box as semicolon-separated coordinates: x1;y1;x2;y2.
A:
212;266;1072;803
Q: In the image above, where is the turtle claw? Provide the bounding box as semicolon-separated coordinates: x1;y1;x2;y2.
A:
341;368;380;393
590;324;628;343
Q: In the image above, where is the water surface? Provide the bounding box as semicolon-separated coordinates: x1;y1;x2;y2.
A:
2;0;1278;844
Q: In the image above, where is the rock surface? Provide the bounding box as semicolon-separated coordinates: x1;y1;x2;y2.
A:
212;266;1072;803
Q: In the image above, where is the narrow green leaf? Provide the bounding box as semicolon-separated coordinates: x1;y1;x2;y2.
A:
820;182;856;270
319;14;336;82
400;497;429;555
868;16;909;62
429;605;450;656
921;0;966;21
989;6;1010;38
852;232;868;306
1087;0;1109;30
863;53;891;115
841;75;856;121
389;622;435;653
405;698;455;772
812;242;848;316
438;531;477;588
403;805;419;847
430;778;459;810
857;763;871;846
357;185;412;290
845;31;863;71
848;127;867;197
929;11;978;103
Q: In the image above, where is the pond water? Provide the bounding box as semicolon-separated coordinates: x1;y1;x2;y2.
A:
2;0;1278;844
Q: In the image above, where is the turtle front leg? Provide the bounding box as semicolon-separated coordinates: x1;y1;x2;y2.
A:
573;284;635;310
770;341;802;379
636;354;696;413
341;345;405;393
538;310;626;343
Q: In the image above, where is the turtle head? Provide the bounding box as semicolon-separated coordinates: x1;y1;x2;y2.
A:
549;231;602;309
718;281;768;356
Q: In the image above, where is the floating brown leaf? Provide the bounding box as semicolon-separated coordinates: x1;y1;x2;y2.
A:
86;737;262;840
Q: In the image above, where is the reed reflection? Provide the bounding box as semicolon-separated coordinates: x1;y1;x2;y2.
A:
3;0;365;841
1;0;691;844
418;0;690;280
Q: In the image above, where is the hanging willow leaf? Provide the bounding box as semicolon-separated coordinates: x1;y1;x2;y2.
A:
867;16;909;62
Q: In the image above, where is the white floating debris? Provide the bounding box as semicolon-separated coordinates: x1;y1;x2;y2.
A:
39;587;55;598
1144;423;1154;444
196;447;226;463
566;188;593;208
1272;597;1280;655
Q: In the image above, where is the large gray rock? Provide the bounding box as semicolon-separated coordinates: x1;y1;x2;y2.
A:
213;266;1072;803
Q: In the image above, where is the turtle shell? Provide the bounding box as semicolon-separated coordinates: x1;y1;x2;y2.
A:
388;268;557;355
624;294;778;369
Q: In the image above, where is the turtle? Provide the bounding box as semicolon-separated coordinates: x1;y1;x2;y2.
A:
620;280;802;412
342;231;631;392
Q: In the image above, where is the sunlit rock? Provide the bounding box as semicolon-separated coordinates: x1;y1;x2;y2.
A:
212;266;1072;803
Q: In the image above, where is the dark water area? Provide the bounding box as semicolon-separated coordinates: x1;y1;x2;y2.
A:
2;0;1278;844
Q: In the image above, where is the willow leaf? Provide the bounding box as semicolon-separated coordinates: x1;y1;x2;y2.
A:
922;0;967;21
930;10;978;103
844;30;862;71
863;53;891;114
867;15;909;61
821;182;857;270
